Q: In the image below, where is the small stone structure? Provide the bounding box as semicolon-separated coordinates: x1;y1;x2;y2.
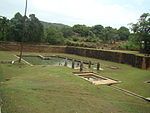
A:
72;59;75;69
97;62;100;70
64;58;68;66
73;72;120;85
80;62;83;72
88;61;91;68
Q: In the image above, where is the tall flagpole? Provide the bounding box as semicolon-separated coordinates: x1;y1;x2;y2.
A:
19;0;28;63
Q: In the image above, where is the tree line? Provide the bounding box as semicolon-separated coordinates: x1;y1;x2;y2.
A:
0;12;149;51
0;12;44;42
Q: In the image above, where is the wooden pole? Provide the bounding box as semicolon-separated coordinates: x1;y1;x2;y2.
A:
19;0;28;63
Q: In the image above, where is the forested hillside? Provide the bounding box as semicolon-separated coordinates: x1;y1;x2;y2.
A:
41;21;70;30
0;12;149;52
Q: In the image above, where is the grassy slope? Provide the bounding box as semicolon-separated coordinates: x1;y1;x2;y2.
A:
0;51;150;113
44;53;150;97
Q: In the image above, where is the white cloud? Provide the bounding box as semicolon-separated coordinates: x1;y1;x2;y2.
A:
28;0;144;28
133;0;145;5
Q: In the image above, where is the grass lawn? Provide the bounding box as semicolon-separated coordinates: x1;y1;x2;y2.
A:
0;51;150;113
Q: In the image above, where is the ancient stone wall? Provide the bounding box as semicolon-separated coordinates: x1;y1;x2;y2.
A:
0;43;149;69
0;43;66;53
65;46;150;69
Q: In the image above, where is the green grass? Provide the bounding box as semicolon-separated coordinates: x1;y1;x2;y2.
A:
0;51;18;60
0;51;150;113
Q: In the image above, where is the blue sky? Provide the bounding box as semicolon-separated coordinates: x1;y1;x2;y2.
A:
0;0;149;28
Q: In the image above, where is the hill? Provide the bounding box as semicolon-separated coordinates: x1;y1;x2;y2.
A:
40;21;70;30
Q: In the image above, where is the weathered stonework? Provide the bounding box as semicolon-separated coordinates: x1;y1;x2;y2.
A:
0;43;149;69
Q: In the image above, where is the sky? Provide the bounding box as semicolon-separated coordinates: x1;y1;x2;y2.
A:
0;0;149;28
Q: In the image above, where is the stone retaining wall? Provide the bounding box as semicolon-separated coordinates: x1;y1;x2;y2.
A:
65;47;150;69
0;43;149;69
0;43;66;53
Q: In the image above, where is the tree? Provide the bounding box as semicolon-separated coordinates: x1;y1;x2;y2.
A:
46;27;64;45
0;16;9;41
111;28;120;43
91;25;104;39
25;14;44;42
72;24;90;37
7;12;24;42
61;27;74;38
118;26;130;40
131;13;150;41
102;26;119;43
6;13;44;43
131;13;150;53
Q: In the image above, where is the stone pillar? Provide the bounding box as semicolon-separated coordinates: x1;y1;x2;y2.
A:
88;61;91;68
72;59;75;69
64;58;68;66
97;62;100;70
80;61;83;72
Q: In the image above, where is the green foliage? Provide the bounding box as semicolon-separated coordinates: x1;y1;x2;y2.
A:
25;14;44;42
0;12;44;43
0;16;9;41
84;36;99;43
130;13;150;52
0;12;131;46
46;27;64;45
91;25;104;39
7;12;24;42
66;40;97;48
121;41;139;50
72;24;90;37
131;13;150;42
120;34;140;50
2;12;150;51
61;27;74;38
72;37;79;42
118;26;130;40
102;26;119;43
